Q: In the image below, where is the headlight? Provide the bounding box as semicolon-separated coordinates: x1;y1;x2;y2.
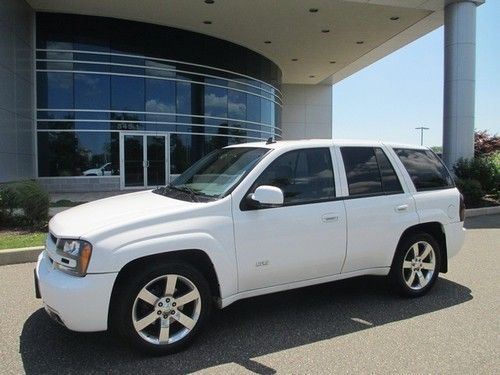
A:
55;239;93;276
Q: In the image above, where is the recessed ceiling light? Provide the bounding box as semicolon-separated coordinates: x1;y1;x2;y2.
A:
309;75;315;78
356;41;364;44
264;40;272;44
321;29;330;33
203;20;212;24
292;58;298;61
329;61;336;64
390;16;400;21
309;8;319;13
204;0;214;4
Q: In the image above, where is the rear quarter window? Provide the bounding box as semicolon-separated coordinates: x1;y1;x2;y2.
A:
394;148;454;191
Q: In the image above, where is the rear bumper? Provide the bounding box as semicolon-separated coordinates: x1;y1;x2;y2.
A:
444;221;466;260
35;251;117;332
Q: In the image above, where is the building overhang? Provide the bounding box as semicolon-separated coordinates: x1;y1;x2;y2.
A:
27;0;469;85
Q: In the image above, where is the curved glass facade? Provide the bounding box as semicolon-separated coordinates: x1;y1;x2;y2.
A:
36;13;282;183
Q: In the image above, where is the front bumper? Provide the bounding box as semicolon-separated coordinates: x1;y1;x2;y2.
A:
35;250;118;332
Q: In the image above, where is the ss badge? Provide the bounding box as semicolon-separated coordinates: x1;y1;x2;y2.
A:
255;260;269;267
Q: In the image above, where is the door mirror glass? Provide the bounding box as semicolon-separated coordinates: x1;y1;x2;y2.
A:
249;185;284;208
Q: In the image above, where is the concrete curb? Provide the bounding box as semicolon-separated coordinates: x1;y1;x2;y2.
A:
465;206;500;218
0;206;498;266
0;246;43;266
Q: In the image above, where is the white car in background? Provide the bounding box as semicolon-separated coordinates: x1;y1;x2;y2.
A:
82;162;113;176
35;139;465;354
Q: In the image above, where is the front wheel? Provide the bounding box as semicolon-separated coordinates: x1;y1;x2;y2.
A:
390;233;441;297
112;262;212;354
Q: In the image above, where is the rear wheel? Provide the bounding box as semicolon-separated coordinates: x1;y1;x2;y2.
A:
390;233;441;297
112;262;212;354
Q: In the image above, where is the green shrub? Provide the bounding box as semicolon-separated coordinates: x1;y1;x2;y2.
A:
455;178;485;207
0;185;19;214
453;156;499;193
16;181;49;225
0;180;49;228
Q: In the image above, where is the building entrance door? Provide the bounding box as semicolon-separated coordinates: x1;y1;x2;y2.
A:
120;133;169;189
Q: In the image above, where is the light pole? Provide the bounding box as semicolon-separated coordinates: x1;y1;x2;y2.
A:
415;126;429;146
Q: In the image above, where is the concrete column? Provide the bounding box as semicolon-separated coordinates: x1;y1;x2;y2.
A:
281;84;332;140
0;0;35;182
442;0;482;170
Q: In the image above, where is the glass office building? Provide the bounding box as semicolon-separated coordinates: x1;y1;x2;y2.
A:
35;13;282;189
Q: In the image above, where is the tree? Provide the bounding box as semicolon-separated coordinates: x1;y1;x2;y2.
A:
475;130;500;157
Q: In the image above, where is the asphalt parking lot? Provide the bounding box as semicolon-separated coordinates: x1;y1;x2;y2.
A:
0;215;498;374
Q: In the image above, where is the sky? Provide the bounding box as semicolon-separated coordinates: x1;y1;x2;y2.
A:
333;1;499;148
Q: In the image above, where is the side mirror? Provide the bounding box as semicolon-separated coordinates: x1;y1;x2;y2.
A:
247;185;284;208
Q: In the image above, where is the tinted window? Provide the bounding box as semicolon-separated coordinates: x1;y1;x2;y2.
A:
204;81;228;117
394;148;454;191
111;76;144;111
228;90;246;120
252;148;335;205
37;131;119;177
74;73;110;109
260;98;272;125
36;13;286;180
341;147;383;196
145;79;176;115
37;72;73;109
374;148;403;193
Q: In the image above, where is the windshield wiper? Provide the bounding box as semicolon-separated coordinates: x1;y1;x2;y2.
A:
167;185;200;202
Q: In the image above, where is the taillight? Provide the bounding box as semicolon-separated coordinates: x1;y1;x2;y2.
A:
459;193;465;221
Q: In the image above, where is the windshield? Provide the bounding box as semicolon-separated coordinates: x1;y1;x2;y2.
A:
156;147;269;201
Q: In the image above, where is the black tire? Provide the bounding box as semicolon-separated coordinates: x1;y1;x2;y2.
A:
112;261;212;355
390;232;441;297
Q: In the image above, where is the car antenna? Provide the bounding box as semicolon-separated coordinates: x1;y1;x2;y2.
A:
266;137;276;145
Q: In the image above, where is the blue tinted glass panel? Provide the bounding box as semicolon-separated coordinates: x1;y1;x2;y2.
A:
145;78;176;116
204;85;227;117
111;76;145;111
74;73;110;109
176;81;192;116
260;98;272;125
228;90;246;120
37;72;73;109
246;95;261;123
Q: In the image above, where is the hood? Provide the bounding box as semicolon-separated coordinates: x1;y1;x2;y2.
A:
49;190;195;238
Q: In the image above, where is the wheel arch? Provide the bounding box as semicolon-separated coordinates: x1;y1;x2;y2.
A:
108;249;221;329
394;222;448;273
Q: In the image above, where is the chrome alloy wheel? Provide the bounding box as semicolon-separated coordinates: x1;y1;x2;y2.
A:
132;274;201;345
402;241;436;290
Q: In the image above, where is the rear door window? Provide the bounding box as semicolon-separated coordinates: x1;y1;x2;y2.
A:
341;147;382;196
341;147;403;197
393;148;454;191
374;148;403;194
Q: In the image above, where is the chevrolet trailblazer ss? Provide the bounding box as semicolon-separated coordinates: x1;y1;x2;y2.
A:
35;139;465;354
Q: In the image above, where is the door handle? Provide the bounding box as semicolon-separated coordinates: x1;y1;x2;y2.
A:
395;204;408;212
322;214;339;223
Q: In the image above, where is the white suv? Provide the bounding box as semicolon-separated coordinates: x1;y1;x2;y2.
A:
35;139;465;354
